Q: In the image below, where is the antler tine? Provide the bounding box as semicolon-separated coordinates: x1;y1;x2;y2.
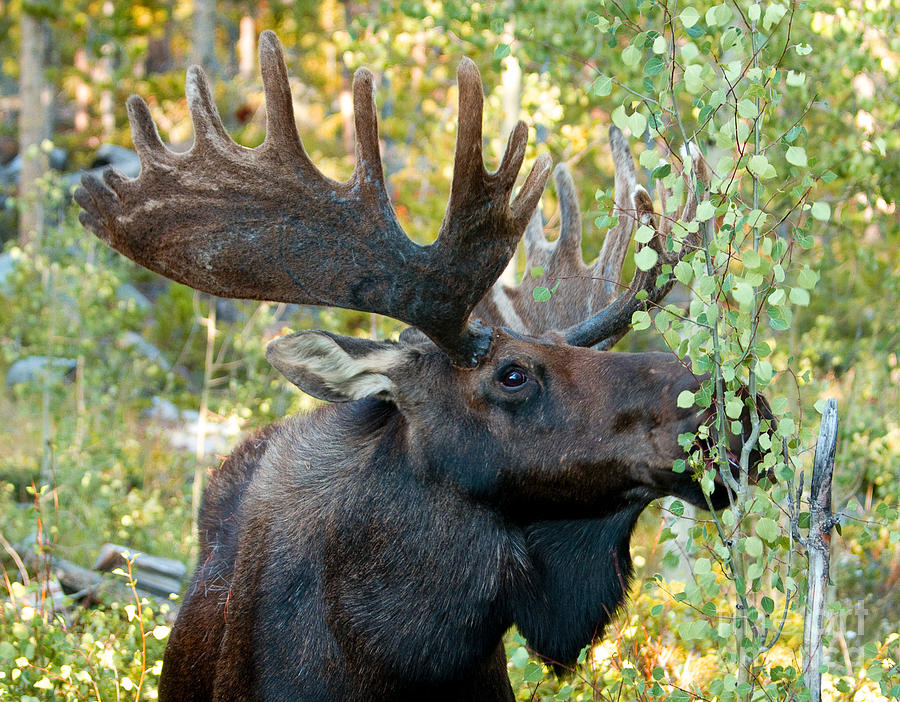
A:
565;143;708;350
473;130;705;345
546;163;583;268
126;95;173;166
185;66;233;148
258;30;316;171
522;205;548;252
439;59;551;246
74;32;552;368
592;126;642;301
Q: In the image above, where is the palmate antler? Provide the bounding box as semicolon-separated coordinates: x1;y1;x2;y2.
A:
475;126;707;349
75;31;551;367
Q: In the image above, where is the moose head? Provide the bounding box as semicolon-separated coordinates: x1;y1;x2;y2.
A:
76;31;768;702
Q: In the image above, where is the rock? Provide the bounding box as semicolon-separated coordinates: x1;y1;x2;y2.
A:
143;396;243;457
92;144;141;177
115;283;151;312
119;331;170;370
144;396;181;422
0;147;68;187
62;144;142;191
6;356;77;386
0;252;15;294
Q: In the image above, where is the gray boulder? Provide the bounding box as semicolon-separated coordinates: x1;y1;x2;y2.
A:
6;356;77;386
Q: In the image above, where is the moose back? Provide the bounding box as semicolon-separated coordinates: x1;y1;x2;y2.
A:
75;31;766;701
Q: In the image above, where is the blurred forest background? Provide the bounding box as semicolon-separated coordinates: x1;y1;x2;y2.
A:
0;0;899;699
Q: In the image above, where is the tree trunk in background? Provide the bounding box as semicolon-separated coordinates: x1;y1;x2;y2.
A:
73;49;90;133
324;1;356;156
18;11;49;248
499;19;522;286
238;15;256;81
192;0;216;74
98;2;115;140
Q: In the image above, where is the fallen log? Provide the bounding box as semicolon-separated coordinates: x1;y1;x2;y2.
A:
13;544;179;624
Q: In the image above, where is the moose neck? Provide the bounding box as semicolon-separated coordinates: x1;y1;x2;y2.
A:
394;403;652;671
511;504;647;667
326;402;648;682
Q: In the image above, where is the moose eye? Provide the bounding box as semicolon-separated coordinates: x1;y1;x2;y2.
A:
499;366;528;389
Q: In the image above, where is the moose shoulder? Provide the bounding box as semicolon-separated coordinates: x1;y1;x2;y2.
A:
75;31;769;702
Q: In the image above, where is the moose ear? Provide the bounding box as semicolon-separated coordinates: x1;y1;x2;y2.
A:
266;330;406;403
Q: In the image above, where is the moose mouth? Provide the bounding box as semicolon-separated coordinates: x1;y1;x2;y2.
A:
692;424;767;510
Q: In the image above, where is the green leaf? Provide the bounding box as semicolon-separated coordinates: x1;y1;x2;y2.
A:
732;281;755;307
631;310;651;331
725;396;744;419
745;536;764;558
797;267;818;289
810;201;831;221
743;249;762;270
652;36;667;54
494;44;510;59
789;287;810;306
683;64;704;94
634;246;658;271
651;163;671;180
644;57;665;76
523;661;544;683
756;517;779;543
737;99;759;119
510;647;529;669
676;390;695;408
680;7;700;27
634;224;655;244
640;148;660;169
589;75;613;97
706;4;732;26
622;44;641;68
696;200;715;221
674;261;693;285
747;154;772;178
530;265;545;278
533;287;552;302
785;146;807;167
630;111;647;136
763;2;787;29
786;70;806;87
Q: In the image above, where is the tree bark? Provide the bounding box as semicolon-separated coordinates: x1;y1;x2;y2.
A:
803;398;839;702
17;10;49;248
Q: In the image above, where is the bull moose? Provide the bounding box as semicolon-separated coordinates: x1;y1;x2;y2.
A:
75;31;768;702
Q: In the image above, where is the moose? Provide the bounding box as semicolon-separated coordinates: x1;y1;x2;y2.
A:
75;31;768;702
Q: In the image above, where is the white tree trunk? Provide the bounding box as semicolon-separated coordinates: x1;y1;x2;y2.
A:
803;399;839;702
499;21;522;286
192;0;216;73
238;15;256;81
17;11;49;248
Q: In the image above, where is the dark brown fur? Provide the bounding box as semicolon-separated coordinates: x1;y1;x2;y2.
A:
158;333;754;701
